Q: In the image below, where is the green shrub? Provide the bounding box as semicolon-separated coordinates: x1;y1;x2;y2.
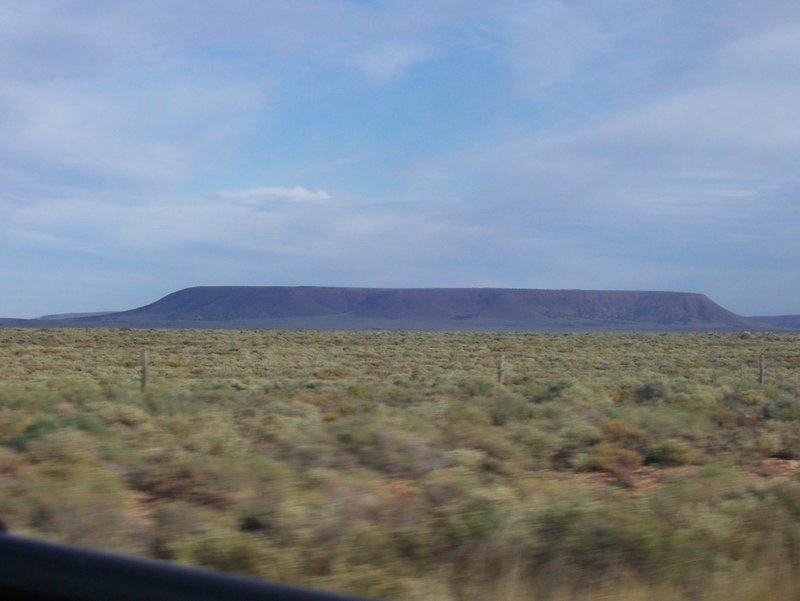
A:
601;419;646;448
584;442;644;472
763;399;800;422
12;416;62;451
633;381;672;405
169;527;271;577
490;393;533;426
458;378;495;398
509;425;562;469
645;438;699;466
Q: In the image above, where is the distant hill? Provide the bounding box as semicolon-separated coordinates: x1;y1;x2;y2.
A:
55;286;766;331
750;315;800;329
0;318;32;327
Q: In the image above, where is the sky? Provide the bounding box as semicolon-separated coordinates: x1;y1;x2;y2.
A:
1;0;799;318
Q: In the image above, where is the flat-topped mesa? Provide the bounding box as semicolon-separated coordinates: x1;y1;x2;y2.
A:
95;286;756;330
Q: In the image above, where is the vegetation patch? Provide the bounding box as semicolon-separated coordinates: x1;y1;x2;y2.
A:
1;328;800;600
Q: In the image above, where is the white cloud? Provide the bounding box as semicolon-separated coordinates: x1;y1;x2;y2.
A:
495;1;609;96
715;22;800;75
218;186;332;204
347;41;434;83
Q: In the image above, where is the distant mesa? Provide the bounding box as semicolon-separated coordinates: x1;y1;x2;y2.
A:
27;285;767;331
2;286;786;331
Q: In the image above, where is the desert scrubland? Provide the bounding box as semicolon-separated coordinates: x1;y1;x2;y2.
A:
1;328;800;600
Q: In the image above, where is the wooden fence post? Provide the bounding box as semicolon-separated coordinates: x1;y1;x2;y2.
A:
759;353;765;386
141;351;149;391
497;354;506;387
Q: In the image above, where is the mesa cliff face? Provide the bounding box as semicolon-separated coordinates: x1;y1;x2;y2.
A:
81;286;760;331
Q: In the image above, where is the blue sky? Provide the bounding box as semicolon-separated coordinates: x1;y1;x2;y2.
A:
2;0;799;318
